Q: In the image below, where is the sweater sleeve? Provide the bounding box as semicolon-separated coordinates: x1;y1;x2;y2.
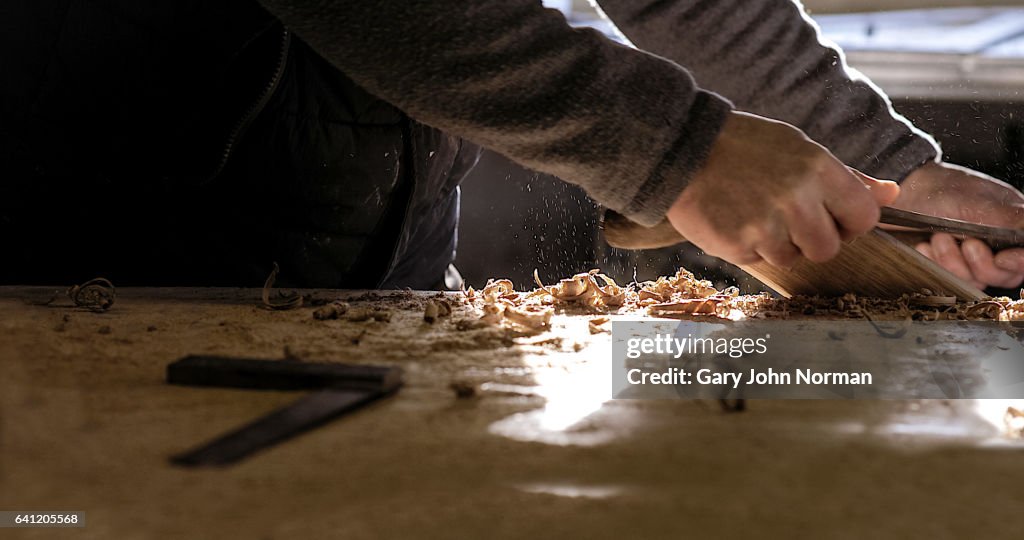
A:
255;0;733;226
594;0;941;182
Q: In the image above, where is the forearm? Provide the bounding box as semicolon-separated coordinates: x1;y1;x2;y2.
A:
256;0;733;225
594;0;940;181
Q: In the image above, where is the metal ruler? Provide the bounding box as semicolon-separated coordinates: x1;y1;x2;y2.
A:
167;355;402;467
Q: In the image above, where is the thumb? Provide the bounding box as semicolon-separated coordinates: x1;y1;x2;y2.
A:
850;169;901;207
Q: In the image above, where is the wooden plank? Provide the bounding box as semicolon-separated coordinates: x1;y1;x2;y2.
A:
602;211;987;301
742;229;986;301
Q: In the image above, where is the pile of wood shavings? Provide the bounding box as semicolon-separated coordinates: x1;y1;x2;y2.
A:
461;268;763;328
461;268;1024;326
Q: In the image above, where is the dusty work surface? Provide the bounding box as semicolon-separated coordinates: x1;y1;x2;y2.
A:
2;284;1024;539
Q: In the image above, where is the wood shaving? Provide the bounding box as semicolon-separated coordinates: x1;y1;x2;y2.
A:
1004;407;1024;439
423;299;452;324
312;301;349;320
261;262;303;311
424;301;440;324
648;297;730;318
532;269;625;310
637;269;719;304
911;295;957;308
454;318;490;331
999;297;1024;321
504;305;553;331
344;307;391;323
68;277;116;312
589;317;610;334
464;277;555;332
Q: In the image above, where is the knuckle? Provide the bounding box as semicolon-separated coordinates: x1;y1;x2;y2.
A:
802;239;840;263
711;242;749;263
757;234;802;267
859;202;881;227
844;206;879;234
731;251;762;265
781;200;812;223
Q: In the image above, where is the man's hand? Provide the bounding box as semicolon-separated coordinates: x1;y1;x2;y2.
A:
893;161;1024;290
667;111;900;268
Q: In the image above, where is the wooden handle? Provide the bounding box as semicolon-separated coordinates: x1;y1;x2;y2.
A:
880;207;1024;250
601;210;687;250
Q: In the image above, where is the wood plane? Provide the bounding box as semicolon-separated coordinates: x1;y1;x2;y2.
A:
602;210;989;301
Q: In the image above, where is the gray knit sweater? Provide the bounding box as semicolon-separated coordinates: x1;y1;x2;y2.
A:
256;0;940;227
595;0;940;184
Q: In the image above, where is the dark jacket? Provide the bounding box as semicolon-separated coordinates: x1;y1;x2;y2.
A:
0;0;476;288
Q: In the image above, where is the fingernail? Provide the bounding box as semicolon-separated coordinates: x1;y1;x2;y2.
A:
963;241;983;262
995;251;1024;272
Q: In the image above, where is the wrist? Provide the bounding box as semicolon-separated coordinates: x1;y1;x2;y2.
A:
902;160;944;184
621;93;733;227
894;161;951;209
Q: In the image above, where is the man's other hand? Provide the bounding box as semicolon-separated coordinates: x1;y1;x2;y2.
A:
666;111;900;268
894;161;1024;290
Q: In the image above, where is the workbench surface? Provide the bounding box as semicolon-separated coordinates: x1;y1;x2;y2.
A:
1;286;1022;539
